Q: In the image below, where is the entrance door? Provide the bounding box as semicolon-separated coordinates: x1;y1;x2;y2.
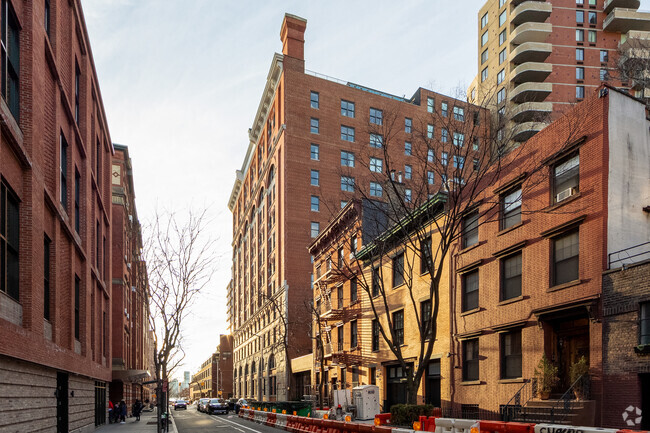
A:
641;374;650;430
425;360;441;407
554;318;589;391
385;364;410;410
56;372;69;433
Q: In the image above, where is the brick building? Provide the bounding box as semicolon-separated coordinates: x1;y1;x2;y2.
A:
109;144;154;409
469;0;650;141
450;87;649;426
0;0;115;430
227;13;486;402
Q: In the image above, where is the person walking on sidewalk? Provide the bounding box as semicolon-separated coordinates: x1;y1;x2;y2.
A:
108;401;114;423
118;400;127;424
132;399;143;421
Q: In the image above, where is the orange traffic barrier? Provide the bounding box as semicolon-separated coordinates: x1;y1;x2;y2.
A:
374;426;393;433
374;413;391;426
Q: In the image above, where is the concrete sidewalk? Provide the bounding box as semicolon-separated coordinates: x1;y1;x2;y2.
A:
96;408;177;433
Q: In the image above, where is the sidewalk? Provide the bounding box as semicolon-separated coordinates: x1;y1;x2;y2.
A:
96;408;177;433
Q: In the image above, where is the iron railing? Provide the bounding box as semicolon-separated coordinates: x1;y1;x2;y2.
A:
501;378;537;422
550;374;590;424
608;241;650;269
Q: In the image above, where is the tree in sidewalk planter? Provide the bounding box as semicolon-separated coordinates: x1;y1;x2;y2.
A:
143;208;216;432
322;92;588;404
534;355;559;400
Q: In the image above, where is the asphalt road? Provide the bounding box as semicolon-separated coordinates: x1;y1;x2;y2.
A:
172;405;281;433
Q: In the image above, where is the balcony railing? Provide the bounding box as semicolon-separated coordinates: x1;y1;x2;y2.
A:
608;241;650;269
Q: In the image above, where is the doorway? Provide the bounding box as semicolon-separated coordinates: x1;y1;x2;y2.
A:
425;360;441;407
56;372;69;433
385;363;412;410
641;374;650;430
551;316;589;392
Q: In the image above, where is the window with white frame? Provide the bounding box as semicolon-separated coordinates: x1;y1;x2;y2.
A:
481;68;488;82
427;124;434;138
441;128;448;143
369;157;383;173
497;69;505;85
441;151;448;166
405;117;412;133
453;155;465;169
454;106;465;121
370;133;383;148
311;118;319;134
499;48;507;65
427;149;434;162
370;182;383;197
499;29;507;45
427;171;434;185
311;170;319;186
311;196;319;212
501;187;522;229
442;102;448;117
341;151;355;167
427;97;434;113
576;29;584;42
310;222;320;238
577;48;584;61
341;125;355;142
576;86;585;99
576;67;585;80
310;91;319;109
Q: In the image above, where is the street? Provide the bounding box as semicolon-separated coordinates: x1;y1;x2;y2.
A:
172;404;281;433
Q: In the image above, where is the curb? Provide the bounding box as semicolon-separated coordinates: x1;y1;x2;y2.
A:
168;411;178;433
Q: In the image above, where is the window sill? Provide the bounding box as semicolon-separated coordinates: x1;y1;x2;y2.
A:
634;345;650;354
459;242;481;255
460;380;482;386
548;279;583;293
393;282;406;290
498;378;525;384
460;307;481;317
546;192;581;212
497;221;525;237
498;295;525;306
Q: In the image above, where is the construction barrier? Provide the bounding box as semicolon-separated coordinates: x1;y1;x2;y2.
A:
533;425;619;433
434;418;479;433
375;413;392;426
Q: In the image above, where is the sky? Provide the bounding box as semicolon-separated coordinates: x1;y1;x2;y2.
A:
81;0;650;381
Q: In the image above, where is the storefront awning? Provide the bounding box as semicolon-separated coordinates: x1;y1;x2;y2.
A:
112;369;152;382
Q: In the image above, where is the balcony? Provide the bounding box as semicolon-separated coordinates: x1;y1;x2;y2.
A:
512;121;548;142
604;8;650;33
511;101;553;122
604;0;640;15
511;22;552;45
510;82;553;102
510;0;546;6
511;1;552;26
511;62;552;83
511;42;552;64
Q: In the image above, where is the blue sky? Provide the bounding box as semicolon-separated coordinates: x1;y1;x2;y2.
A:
81;0;650;380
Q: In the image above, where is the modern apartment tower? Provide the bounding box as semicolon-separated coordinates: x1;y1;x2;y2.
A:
469;0;650;141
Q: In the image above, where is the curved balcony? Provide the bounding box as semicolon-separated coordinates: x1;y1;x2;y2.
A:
511;101;553;122
512;121;548;142
510;0;546;6
511;22;552;45
512;1;552;26
510;82;552;103
511;62;553;83
511;42;552;64
604;8;650;33
604;0;640;15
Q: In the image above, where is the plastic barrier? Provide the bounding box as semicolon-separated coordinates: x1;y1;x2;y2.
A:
375;413;392;426
276;412;288;430
415;416;437;432
480;420;535;433
618;430;649;433
436;418;480;433
534;424;618;433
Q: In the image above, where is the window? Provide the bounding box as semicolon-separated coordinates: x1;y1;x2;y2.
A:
481;49;488;64
0;182;18;301
481;12;488;28
427;124;434;139
554;154;579;202
497;88;506;104
500;0;506;7
44;0;50;35
44;236;51;320
1;0;20;120
462;210;479;248
600;69;608;81
453;155;465;169
370;133;383;148
370;108;383;125
341;99;355;117
553;230;579;286
310;118;319;134
588;11;596;25
576;10;584;23
311;170;320;187
350;277;357;303
74;169;80;233
499;10;507;26
310;222;320;238
441;151;448;166
340;200;348;209
341;176;355;192
499;48;507;65
393;310;405;345
501;329;522;379
352;235;357;252
600;50;608;63
427;149;434;162
502;252;522;300
441;128;448;143
311;196;319;212
310;91;319;109
405;117;412;133
497;69;505;85
392;253;405;287
588;30;596;43
311;144;319;160
502;187;522;229
421;300;432;339
405;142;412;156
350;320;358;348
372;319;380;351
473;158;480;171
463;339;479;381
405;189;412;202
341;151;355;167
499;29;507;45
481;67;488;82
473;138;479;151
576;29;584;42
576;48;584;61
370;157;383;173
427;97;435;113
370;182;383;197
427;171;434;185
337;285;344;308
441;102;448;117
337;326;344;351
75;61;81;124
481;31;488;47
420;236;432;274
404;165;412;180
576;67;585;80
454;106;465;122
640;302;650;345
589;0;596;5
74;275;80;340
341;125;355;142
453;132;465;147
60;135;68;209
372;267;380;297
462;270;479;311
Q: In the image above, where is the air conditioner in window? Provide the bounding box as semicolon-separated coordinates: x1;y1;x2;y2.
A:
126;313;130;319
556;187;576;203
127;263;131;269
124;308;128;315
131;286;136;292
349;252;355;260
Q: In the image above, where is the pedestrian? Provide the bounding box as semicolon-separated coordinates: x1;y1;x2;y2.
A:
119;400;127;424
133;399;143;421
108;400;114;424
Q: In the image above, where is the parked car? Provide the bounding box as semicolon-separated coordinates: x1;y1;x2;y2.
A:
227;398;239;412
207;398;229;415
198;398;211;413
234;398;256;414
174;400;187;410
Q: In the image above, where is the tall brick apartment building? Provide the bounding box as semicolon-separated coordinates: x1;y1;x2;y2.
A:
227;13;486;402
0;0;114;430
451;87;649;426
110;144;155;409
469;0;650;141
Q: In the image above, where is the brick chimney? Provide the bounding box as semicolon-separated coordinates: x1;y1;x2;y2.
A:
280;13;307;65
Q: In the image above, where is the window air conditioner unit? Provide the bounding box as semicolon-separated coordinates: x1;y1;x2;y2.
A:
128;215;133;223
556;187;575;203
131;286;136;292
127;263;131;269
126;313;130;319
349;253;355;260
